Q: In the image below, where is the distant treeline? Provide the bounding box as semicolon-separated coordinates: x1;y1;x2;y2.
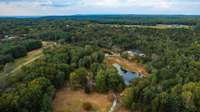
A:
1;15;200;25
39;15;200;25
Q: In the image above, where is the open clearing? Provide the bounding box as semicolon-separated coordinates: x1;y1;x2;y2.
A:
53;87;112;112
10;48;43;73
107;24;191;29
105;55;148;76
0;48;43;80
0;41;55;79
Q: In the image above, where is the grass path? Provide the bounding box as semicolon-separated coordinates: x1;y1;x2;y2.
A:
0;48;43;80
0;41;56;78
8;54;42;76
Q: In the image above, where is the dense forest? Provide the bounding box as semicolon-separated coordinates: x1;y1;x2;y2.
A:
20;15;200;25
0;44;125;112
0;16;200;112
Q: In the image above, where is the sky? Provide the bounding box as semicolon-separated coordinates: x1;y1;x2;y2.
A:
0;0;200;16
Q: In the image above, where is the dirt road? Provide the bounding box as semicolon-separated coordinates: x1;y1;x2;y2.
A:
7;55;42;76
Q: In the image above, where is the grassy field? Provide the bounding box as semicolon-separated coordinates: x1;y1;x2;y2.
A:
0;41;57;80
0;48;42;73
137;24;191;29
53;87;112;112
107;24;192;29
0;48;43;83
12;48;43;71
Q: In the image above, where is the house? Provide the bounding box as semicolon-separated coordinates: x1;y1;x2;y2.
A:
131;49;146;57
4;35;18;40
127;51;135;57
125;49;146;57
8;36;16;40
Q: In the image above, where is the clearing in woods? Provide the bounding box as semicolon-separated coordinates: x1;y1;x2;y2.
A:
0;41;55;79
0;48;43;79
53;87;112;112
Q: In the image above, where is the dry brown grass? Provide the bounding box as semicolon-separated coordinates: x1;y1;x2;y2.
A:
13;48;43;68
105;55;148;76
115;106;129;112
53;87;112;112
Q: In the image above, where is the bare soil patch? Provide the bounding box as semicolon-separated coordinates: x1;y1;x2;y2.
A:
53;87;112;112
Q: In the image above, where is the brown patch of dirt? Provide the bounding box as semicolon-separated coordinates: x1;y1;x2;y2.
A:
53;87;112;112
115;106;129;112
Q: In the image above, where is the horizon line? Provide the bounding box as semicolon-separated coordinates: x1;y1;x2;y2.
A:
0;14;200;18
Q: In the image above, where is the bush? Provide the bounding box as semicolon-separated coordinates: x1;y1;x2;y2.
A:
70;68;88;89
193;23;200;31
0;64;3;71
107;93;114;102
23;39;42;51
121;52;129;59
82;102;93;111
84;83;91;94
0;55;14;65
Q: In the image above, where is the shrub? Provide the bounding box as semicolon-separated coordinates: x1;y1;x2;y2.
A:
82;102;93;111
0;64;3;71
107;93;114;102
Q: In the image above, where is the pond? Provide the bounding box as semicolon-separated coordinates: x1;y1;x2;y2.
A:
113;63;142;85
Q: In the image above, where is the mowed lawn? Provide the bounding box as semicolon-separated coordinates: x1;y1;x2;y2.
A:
53;87;112;112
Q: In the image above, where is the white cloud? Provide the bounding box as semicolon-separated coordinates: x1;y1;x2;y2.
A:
79;0;172;9
0;0;199;16
0;1;70;16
